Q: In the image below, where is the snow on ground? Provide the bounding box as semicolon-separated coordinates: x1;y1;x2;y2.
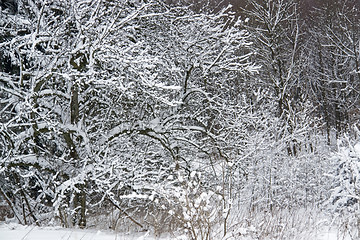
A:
0;223;187;240
316;229;352;240
0;223;353;240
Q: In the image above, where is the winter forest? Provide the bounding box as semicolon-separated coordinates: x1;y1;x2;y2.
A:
1;0;360;239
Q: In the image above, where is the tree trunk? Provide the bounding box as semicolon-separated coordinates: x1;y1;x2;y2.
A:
68;81;86;228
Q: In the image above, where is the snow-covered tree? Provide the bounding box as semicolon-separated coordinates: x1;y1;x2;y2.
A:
305;0;360;141
1;0;257;233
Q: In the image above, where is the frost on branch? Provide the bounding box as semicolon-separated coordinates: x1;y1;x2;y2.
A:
0;0;256;231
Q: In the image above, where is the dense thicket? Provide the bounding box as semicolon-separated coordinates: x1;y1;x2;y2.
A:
1;0;360;239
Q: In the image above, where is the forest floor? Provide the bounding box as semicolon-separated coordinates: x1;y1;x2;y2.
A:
0;223;181;240
0;222;353;240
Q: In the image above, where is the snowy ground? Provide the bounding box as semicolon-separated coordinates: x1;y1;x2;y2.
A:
0;223;352;240
316;230;353;240
0;223;185;240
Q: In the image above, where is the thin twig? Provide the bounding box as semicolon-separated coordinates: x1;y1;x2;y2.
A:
21;225;36;240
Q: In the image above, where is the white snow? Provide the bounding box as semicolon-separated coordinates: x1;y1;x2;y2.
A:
316;229;352;240
354;142;360;156
0;223;183;240
0;223;353;240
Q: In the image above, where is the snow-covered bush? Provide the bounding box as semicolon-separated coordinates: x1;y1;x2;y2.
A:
155;171;223;240
328;130;360;237
330;139;360;210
